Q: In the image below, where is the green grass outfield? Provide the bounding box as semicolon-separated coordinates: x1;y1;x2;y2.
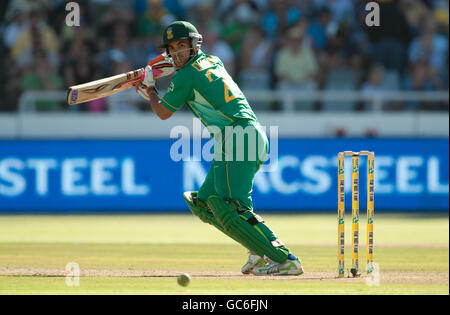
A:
0;213;448;295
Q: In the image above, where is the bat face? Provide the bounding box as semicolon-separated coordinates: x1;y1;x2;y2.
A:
67;53;175;105
113;70;145;90
67;69;144;105
83;84;109;94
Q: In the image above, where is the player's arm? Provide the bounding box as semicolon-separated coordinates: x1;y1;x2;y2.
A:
136;66;174;120
147;86;173;120
136;64;190;117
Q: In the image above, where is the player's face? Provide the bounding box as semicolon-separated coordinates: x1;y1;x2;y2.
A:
168;39;192;69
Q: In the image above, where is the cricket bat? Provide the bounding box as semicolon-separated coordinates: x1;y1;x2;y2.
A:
67;53;174;105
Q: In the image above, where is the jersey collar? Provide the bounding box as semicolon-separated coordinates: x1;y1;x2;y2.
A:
178;49;204;71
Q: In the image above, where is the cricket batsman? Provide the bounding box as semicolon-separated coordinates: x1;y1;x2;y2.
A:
135;21;303;276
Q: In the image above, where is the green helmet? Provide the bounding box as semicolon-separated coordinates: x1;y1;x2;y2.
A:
161;21;203;53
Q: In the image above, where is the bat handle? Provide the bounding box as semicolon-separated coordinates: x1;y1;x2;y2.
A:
148;54;166;66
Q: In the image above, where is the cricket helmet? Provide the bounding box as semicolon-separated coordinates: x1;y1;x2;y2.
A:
161;21;203;56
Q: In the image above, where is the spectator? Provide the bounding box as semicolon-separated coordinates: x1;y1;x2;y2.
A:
201;30;236;77
433;2;449;36
262;0;302;39
238;26;274;109
178;0;214;22
63;44;99;88
1;0;448;113
136;0;176;39
162;0;186;20
365;0;413;74
408;16;448;89
11;10;59;69
108;22;142;70
61;24;96;64
20;50;63;111
307;7;332;51
218;0;264;24
361;65;385;110
316;0;354;25
220;0;260;59
191;3;223;35
107;60;142;112
2;55;22;112
63;44;103;111
240;26;274;72
326;14;364;85
88;0;118;28
401;0;431;37
3;7;28;49
405;17;449;109
101;0;135;26
274;26;318;109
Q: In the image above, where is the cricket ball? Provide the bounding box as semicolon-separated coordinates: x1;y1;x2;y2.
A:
350;268;359;277
177;273;191;287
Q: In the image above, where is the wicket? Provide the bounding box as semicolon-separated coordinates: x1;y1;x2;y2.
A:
337;151;375;278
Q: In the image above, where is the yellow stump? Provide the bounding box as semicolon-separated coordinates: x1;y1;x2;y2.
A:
337;153;345;278
351;154;360;276
366;153;375;274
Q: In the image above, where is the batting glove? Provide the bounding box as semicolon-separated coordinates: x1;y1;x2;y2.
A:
141;65;155;89
149;52;175;78
135;82;150;101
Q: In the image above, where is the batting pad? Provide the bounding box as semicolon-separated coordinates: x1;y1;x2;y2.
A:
207;195;289;264
183;191;246;247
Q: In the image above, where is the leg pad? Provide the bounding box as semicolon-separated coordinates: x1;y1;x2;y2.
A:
207;195;289;263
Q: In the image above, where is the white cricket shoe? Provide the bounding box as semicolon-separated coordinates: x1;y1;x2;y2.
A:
241;252;267;274
252;254;304;276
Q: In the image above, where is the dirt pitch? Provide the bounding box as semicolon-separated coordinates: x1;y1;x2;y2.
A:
1;267;447;286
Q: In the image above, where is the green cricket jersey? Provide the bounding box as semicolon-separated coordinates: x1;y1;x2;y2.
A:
161;50;258;132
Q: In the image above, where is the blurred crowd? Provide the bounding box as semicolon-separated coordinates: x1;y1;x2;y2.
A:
0;0;448;112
